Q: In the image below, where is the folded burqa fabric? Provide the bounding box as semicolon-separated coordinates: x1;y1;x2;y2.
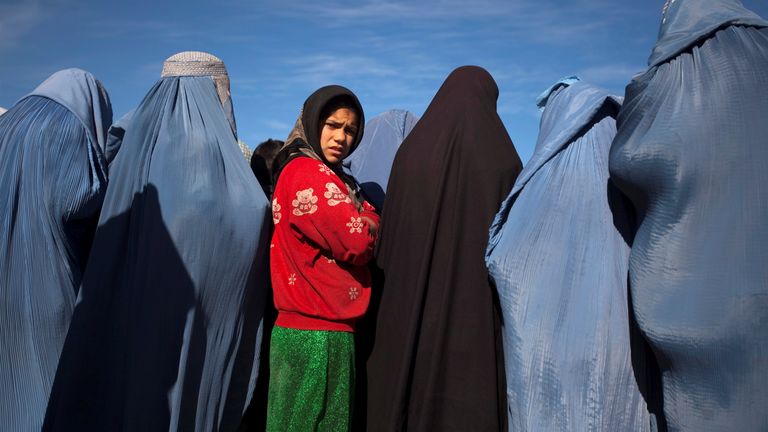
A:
609;0;768;430
43;73;270;431
342;109;418;210
485;78;650;431
365;66;522;431
104;108;133;167
0;68;113;431
346;109;418;428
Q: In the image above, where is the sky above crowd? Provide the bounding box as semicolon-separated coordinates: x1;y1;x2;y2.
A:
1;0;767;162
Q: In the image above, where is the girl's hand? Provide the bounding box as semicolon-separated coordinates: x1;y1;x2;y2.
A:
362;216;378;236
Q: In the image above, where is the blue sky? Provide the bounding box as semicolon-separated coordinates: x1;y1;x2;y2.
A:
1;0;767;163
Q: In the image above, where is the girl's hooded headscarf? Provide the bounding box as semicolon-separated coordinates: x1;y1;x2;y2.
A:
272;85;365;208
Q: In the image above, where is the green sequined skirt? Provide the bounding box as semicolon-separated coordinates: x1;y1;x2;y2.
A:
266;326;355;432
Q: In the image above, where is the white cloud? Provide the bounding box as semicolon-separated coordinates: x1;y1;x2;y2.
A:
264;119;292;131
0;1;46;51
261;0;636;45
87;19;195;40
271;0;539;21
282;54;399;84
576;63;644;86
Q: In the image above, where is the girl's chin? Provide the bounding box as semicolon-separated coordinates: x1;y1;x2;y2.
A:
324;155;343;165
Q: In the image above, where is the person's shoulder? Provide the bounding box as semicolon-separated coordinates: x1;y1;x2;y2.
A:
284;157;335;178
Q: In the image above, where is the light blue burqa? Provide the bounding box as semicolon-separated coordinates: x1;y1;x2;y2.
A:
343;109;418;210
44;75;270;431
0;68;113;431
609;0;768;430
486;79;649;431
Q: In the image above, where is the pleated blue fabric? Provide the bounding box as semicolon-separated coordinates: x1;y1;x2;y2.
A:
43;76;270;431
105;108;133;167
486;80;649;431
342;109;418;210
0;68;113;432
609;1;768;430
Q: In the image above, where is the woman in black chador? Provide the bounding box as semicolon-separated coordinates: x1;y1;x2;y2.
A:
365;66;522;431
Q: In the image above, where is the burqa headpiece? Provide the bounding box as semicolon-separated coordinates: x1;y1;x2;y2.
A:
162;51;237;135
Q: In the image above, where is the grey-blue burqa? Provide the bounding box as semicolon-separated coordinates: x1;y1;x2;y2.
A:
0;69;113;431
608;0;768;430
342;109;418;210
485;78;649;431
43;55;270;431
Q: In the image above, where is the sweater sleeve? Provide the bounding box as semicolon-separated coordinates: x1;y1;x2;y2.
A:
278;158;379;266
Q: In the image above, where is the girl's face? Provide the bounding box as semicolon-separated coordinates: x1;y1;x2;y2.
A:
319;107;358;165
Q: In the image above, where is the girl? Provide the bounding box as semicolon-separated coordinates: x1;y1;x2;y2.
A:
267;85;379;431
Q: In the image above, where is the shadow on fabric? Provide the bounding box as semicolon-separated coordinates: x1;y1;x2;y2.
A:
44;185;199;430
350;262;385;431
608;178;667;432
238;235;276;432
359;182;386;213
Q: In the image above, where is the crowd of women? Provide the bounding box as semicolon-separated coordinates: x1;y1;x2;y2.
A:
1;0;766;431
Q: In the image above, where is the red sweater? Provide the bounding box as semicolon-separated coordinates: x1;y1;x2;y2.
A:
270;157;379;332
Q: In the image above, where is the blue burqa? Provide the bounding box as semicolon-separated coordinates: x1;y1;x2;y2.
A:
486;79;649;431
342;109;418;210
43;76;270;431
609;0;768;430
0;69;113;431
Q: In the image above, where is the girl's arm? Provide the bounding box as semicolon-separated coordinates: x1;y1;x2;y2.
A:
279;158;379;266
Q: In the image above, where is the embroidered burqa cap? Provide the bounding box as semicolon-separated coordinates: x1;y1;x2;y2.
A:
162;51;237;134
238;139;253;161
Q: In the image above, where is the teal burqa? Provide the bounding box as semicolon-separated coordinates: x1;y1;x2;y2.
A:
342;109;418;210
